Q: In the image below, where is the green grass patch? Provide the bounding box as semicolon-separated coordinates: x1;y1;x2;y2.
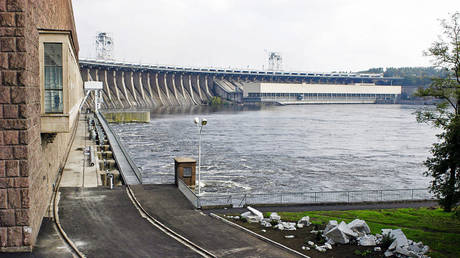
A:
264;208;460;258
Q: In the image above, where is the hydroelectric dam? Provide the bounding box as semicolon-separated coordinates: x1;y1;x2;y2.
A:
79;59;402;108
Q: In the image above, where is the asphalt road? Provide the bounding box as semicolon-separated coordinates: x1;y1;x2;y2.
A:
58;187;200;257
131;184;297;258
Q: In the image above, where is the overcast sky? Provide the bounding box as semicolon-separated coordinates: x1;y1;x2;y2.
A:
72;0;459;72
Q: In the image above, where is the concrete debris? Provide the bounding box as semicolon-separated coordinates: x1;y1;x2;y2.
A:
297;223;304;229
315;245;326;252
384;250;394;257
247;206;264;221
269;212;281;222
297;216;311;227
308;241;315;246
358;235;376;246
323;243;332;250
284;235;295;239
324;224;350;244
323;220;338;234
381;228;429;258
261;229;266;233
348;219;371;234
240;211;261;223
260;220;272;228
275;222;296;231
338;221;358;237
241;206;264;223
374;247;382;252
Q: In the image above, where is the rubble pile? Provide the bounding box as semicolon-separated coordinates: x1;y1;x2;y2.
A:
233;207;430;257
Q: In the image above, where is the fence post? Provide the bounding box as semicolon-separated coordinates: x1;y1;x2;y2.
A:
347;191;350;203
280;193;283;204
314;192;317;203
411;189;414;200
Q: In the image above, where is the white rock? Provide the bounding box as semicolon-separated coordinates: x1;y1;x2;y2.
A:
358;235;376;246
308;241;315;246
395;245;411;256
348;219;371;234
297;223;304;229
269;212;281;221
305;247;310;250
247;206;264;221
315;246;326;252
284;235;295;239
324;243;332;250
338;221;358;237
389;229;409;249
384;250;393;257
275;224;284;230
298;216;311;226
234;216;239;220
374;247;382;252
301;246;306;250
324;220;338;234
261;229;266;233
310;230;319;234
324;225;350;244
260;221;272;228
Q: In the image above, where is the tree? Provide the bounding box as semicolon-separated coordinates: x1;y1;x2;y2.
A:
416;12;460;212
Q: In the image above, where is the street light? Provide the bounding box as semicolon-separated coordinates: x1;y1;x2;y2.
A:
194;117;207;196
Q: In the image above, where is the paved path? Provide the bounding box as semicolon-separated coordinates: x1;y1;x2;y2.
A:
58;187;200;257
131;184;297;258
60;115;99;188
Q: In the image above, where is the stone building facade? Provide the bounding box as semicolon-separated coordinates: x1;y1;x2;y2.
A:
0;0;83;252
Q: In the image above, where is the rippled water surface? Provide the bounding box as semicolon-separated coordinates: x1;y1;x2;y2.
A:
111;105;438;195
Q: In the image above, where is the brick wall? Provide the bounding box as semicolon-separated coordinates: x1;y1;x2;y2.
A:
0;0;80;252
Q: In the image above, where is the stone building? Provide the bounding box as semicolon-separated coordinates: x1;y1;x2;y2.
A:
0;0;83;252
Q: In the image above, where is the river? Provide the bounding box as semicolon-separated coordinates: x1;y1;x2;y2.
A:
110;104;438;195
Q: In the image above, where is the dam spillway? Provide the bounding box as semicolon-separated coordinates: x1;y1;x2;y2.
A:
79;59;401;108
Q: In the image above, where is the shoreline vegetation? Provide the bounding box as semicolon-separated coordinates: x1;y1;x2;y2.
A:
225;207;460;258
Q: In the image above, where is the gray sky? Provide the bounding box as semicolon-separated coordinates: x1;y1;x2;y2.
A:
72;0;459;72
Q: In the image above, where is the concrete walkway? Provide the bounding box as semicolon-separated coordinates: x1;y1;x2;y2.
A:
131;184;297;258
60;115;99;188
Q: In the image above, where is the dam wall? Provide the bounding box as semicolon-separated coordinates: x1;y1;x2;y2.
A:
80;60;401;109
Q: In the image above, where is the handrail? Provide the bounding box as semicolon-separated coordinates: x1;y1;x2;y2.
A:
96;111;143;184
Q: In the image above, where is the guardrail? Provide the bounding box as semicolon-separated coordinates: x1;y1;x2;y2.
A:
196;188;433;208
96;112;143;183
177;178;200;208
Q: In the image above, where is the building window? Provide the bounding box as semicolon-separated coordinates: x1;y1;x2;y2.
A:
183;167;192;178
44;43;63;113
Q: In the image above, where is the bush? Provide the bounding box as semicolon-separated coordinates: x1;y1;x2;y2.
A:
381;232;396;250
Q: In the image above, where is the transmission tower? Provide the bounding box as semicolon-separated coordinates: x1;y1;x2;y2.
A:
95;32;114;60
267;51;283;71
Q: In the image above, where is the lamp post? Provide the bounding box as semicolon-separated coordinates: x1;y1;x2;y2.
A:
194;117;207;196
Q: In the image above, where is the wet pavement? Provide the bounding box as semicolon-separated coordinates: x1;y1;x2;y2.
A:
58;187;200;257
131;184;297;258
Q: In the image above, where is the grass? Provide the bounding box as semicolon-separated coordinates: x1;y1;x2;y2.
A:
264;208;460;258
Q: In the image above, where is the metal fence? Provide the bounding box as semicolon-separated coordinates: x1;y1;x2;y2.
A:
197;188;434;208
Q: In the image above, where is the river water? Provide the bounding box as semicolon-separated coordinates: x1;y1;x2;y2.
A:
110;104;438;195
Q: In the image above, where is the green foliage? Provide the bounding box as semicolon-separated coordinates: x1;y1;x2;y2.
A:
210;96;223;106
415;12;460;212
359;66;448;86
381;232;396;250
354;249;372;256
273;208;460;258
